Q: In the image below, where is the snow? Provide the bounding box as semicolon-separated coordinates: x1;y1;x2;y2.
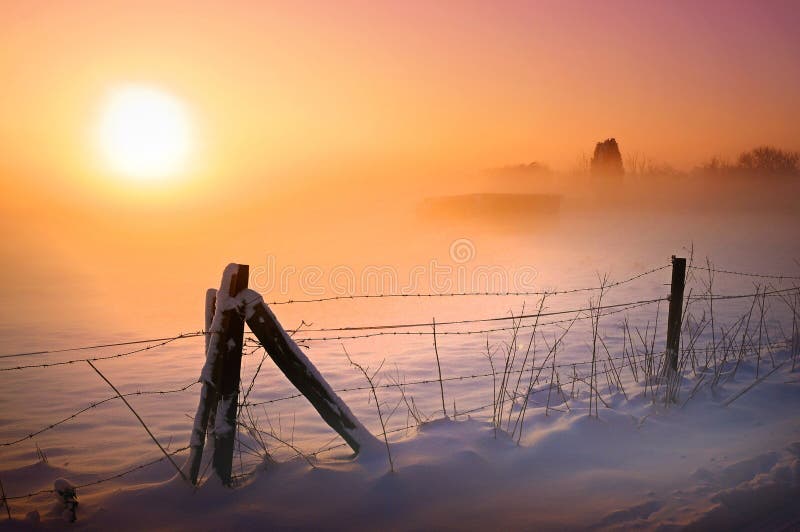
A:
51;478;77;523
2;343;798;530
1;213;799;529
188;385;212;448
212;395;236;438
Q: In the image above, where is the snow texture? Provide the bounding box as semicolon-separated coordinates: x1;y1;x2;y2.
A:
2;240;800;530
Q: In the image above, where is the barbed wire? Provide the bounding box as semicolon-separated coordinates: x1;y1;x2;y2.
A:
240;337;793;409
287;297;669;334
307;342;794;456
3;446;190;501
2;284;793;369
0;298;671;368
693;265;800;281
8;339;783;490
19;340;786;492
5;331;791;454
2;264;796;363
2;341;792;498
1;260;797;503
241;348;667;408
309;349;661;456
0;334;196;372
287;299;659;342
263;263;672;305
686;285;799;302
0;331;205;360
1;341;671;447
0;380;199;447
3;314;791;443
0;267;663;359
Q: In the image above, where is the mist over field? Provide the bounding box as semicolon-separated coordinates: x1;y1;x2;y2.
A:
3;147;799;347
3;153;796;342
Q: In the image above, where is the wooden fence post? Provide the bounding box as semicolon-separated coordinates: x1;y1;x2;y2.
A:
186;288;219;485
211;264;249;485
204;289;218;447
242;295;381;454
191;264;382;485
205;289;217;352
666;256;687;373
187;264;248;486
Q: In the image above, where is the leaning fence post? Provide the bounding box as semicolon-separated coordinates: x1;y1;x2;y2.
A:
665;256;687;373
241;293;381;454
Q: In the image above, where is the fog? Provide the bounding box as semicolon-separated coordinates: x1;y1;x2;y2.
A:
2;162;798;356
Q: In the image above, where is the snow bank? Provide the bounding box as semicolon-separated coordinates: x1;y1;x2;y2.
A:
2;351;798;531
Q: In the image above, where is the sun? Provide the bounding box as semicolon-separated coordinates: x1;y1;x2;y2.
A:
97;85;193;180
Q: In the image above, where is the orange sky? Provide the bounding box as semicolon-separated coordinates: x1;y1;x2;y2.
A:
1;1;799;332
2;1;799;182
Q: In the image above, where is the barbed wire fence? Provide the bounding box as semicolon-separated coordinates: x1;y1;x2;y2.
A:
0;261;798;506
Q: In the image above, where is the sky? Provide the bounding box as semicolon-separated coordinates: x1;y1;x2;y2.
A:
1;0;799;332
2;1;799;180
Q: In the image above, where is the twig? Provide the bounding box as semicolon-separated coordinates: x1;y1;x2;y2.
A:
343;347;394;473
546;344;556;416
513;311;579;441
484;337;498;437
590;275;609;417
0;475;10;520
237;421;314;469
508;296;546;430
389;367;427;427
433;318;447;418
86;360;187;483
722;361;786;407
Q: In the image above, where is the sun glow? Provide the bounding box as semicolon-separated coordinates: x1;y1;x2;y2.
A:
97;85;192;180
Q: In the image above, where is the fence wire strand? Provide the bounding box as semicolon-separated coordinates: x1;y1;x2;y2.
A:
0;381;199;447
4;446;190;501
263;263;672;305
693;265;800;281
0;334;199;372
0;332;206;360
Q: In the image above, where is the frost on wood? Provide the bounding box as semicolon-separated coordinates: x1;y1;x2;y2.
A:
188;385;215;448
214;394;237;437
239;289;381;454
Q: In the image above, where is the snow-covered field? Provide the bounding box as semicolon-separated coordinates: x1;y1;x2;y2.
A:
1;211;799;530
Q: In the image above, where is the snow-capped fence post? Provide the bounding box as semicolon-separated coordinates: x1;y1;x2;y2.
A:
665;256;687;373
211;264;249;485
241;292;381;454
204;288;218;448
187;289;219;485
187;265;248;486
